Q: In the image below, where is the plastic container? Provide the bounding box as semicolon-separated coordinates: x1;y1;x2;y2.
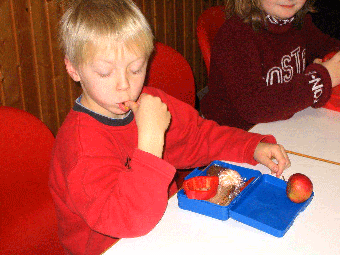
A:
177;160;314;237
183;176;219;200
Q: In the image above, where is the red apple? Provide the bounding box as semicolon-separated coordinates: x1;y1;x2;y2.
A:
286;173;313;203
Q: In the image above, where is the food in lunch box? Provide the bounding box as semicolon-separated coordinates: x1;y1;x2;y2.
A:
207;165;243;185
207;165;226;176
218;169;243;186
208;184;237;206
207;167;245;206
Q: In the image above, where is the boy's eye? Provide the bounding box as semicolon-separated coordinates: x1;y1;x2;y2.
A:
131;69;142;75
97;72;111;78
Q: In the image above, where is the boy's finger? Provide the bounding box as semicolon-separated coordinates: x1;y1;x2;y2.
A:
125;101;139;112
261;157;279;176
275;163;284;177
273;150;290;177
277;145;291;169
313;58;322;64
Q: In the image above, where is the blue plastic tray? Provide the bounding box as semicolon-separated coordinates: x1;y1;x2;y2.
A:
177;160;314;237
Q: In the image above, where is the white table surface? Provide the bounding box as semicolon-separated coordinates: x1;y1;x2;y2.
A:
250;107;340;164
104;154;340;255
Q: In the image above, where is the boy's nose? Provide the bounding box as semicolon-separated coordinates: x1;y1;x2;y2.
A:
116;73;130;91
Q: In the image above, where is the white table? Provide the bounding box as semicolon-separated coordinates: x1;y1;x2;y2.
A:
104;154;340;255
250;107;340;164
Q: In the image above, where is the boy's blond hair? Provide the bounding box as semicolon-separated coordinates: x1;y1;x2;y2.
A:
59;0;154;67
225;0;316;31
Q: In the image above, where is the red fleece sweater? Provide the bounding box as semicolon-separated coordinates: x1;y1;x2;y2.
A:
200;14;340;130
49;87;276;254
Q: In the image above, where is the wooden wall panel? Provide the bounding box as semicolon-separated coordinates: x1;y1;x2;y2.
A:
0;0;226;135
192;0;205;92
164;0;176;47
183;0;194;65
31;0;58;132
0;0;24;108
153;1;166;42
14;0;41;117
45;0;82;133
174;1;185;54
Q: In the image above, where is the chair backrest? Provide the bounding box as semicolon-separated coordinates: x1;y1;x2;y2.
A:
196;6;226;75
145;42;196;108
0;106;64;254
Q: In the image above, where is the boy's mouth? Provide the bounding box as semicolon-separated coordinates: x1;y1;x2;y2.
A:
118;102;129;112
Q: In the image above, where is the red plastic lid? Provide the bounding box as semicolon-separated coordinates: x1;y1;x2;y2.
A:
183;176;219;200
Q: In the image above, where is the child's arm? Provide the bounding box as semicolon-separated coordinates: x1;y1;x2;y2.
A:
253;142;291;177
126;93;171;158
317;51;340;88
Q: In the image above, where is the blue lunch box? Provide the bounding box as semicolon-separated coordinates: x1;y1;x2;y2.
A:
177;160;314;237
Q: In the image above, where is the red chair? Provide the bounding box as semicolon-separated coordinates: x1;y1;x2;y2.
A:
146;42;196;108
196;6;226;75
0;106;64;254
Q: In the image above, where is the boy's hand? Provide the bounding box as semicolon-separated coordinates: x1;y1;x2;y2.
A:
126;93;171;158
318;51;340;88
253;143;291;177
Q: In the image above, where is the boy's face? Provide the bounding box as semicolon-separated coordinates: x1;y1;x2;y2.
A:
261;0;306;19
65;46;148;119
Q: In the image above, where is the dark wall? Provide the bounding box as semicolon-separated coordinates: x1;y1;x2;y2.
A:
312;1;340;40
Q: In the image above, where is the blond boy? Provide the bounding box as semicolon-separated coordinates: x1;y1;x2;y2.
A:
49;0;290;254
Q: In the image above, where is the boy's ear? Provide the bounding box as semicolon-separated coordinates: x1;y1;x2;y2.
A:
64;57;80;82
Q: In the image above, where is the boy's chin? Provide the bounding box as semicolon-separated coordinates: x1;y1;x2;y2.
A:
108;111;127;119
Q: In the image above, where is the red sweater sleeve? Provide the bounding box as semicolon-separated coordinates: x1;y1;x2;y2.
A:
145;88;277;169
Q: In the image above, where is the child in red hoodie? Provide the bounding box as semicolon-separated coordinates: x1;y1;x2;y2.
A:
49;0;291;254
200;0;340;130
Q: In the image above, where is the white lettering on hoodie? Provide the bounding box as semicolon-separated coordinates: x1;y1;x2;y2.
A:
308;71;324;103
266;47;305;86
265;47;323;104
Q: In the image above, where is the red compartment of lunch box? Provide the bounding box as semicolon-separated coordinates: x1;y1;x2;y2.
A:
183;176;219;200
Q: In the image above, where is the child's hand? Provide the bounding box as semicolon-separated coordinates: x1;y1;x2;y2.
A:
253;143;291;177
313;58;322;64
126;93;171;158
318;51;340;88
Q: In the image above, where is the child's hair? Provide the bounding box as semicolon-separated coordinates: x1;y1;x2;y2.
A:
225;0;316;31
59;0;154;67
